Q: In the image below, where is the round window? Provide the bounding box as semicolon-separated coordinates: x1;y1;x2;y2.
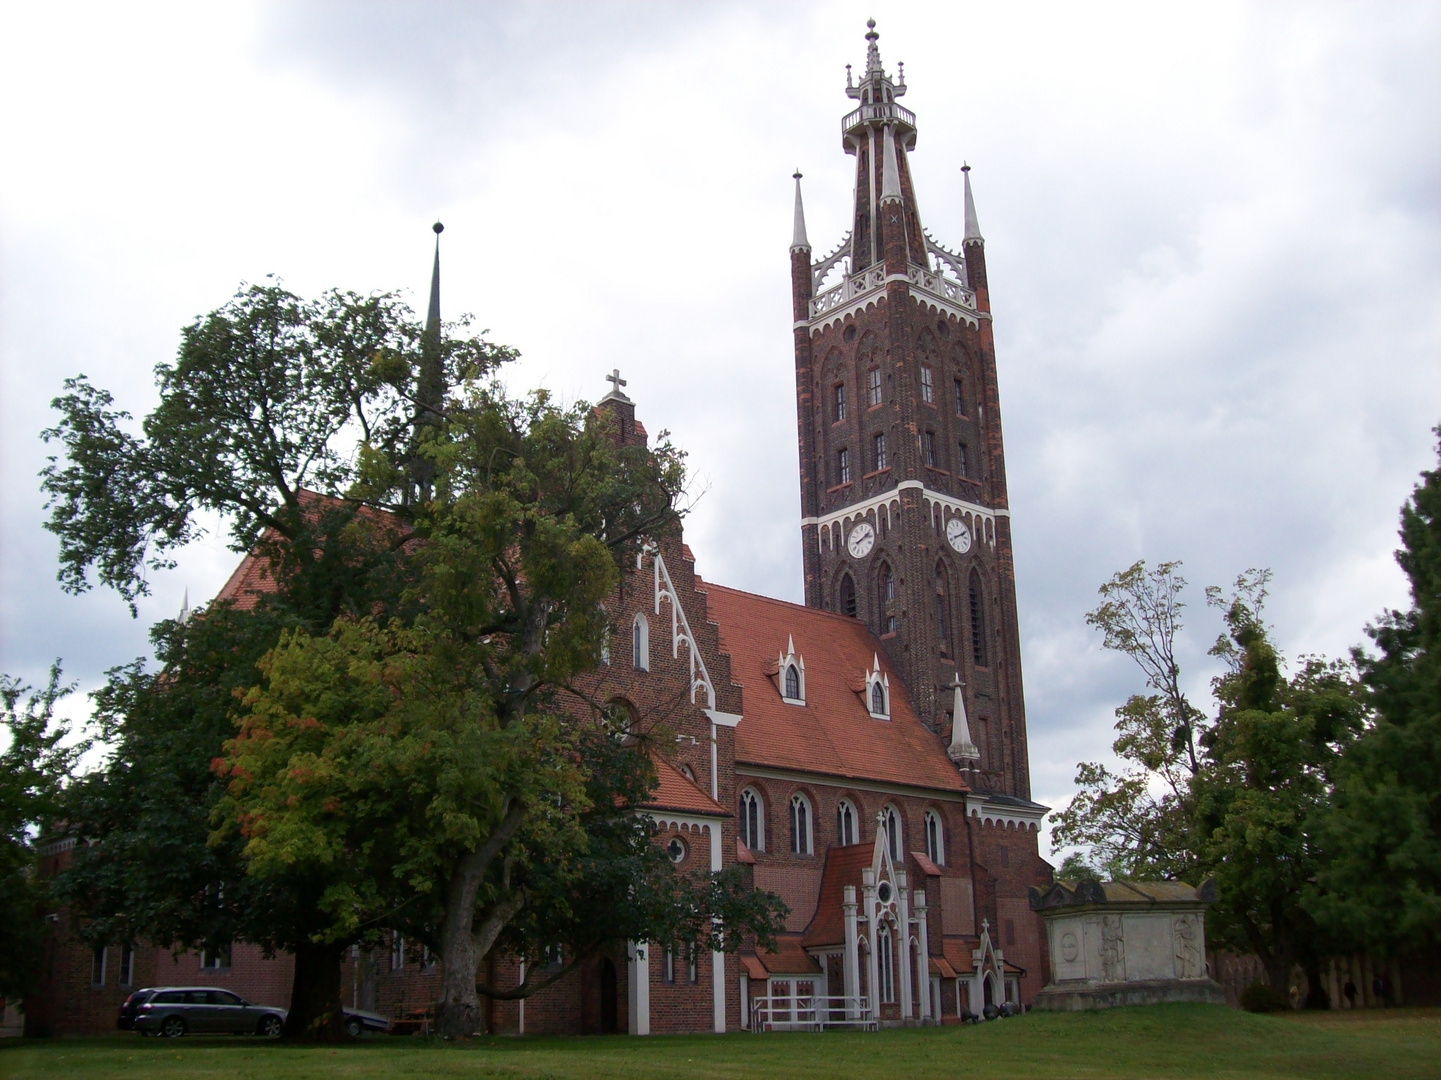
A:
667;837;687;864
877;881;893;904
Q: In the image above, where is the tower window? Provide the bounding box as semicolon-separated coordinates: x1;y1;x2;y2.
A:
834;383;847;422
837;799;857;846
954;378;966;416
886;614;897;634
790;793;813;855
880;563;895;603
936;592;948;645
921;366;934;403
957;442;969;478
867;368;882;407
923;431;937;467
969;571;987;666
837;448;851;484
873;432;887;470
740;788;764;852
839;574;857;618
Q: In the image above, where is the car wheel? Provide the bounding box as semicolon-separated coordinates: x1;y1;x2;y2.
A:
345;1017;362;1038
258;1014;283;1038
160;1016;186;1038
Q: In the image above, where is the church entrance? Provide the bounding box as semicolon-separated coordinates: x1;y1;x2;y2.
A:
598;958;619;1034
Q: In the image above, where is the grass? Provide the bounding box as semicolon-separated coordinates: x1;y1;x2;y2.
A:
2;1005;1438;1080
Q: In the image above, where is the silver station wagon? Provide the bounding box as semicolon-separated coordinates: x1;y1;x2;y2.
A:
120;986;287;1038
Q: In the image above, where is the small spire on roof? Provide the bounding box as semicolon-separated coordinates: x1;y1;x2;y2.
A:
426;221;444;334
947;672;980;762
864;18;883;77
177;587;190;626
961;165;983;246
790;170;810;252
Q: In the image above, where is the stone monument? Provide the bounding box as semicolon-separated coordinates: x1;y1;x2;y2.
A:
1028;878;1226;1010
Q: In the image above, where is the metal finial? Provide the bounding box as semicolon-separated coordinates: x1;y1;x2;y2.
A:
432;221;444;235
961;162;970;173
793;169;803;180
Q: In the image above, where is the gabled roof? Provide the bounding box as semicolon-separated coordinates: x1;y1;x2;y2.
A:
701;583;966;793
750;936;823;976
801;844;876;948
643;755;727;817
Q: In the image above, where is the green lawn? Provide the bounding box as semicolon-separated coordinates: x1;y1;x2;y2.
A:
3;1005;1437;1080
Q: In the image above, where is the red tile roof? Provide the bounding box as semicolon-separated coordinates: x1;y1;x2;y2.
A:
701;584;967;793
801;844;876;948
911;852;942;877
643;755;727;817
736;838;756;865
752;936;823;975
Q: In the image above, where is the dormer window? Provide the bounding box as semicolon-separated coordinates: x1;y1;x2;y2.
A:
778;635;806;704
865;654;890;719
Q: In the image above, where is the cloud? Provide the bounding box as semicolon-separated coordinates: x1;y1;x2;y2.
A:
2;2;1438;839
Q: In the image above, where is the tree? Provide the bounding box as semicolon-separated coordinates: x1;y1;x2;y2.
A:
1051;561;1204;880
44;280;509;1038
1311;428;1441;956
1057;562;1365;999
0;667;80;1002
215;377;780;1038
1195;574;1363;1000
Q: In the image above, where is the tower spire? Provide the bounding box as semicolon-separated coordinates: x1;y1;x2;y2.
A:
791;171;810;252
426;220;443;334
962;165;983;246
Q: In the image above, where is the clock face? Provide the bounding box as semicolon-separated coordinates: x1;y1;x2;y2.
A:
847;522;876;559
946;517;973;553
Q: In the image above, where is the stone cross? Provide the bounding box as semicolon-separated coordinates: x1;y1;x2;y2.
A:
606;369;626;394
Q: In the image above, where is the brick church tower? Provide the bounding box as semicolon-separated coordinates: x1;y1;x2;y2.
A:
791;21;1032;801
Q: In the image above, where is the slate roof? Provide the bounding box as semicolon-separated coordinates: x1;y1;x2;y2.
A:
701;583;967;793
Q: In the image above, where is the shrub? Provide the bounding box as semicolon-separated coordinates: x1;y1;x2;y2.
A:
1240;981;1292;1013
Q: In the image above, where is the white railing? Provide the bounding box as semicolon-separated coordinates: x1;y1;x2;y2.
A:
749;994;877;1032
842;102;917;133
808;262;975;322
809;265;886;319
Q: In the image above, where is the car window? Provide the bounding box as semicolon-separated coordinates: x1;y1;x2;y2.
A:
185;990;209;1004
209;991;242;1006
153;991;184;1004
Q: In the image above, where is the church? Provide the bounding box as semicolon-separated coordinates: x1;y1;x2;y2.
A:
30;22;1052;1035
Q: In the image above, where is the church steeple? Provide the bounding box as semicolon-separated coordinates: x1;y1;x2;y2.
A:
789;23;1033;801
411;221;446;505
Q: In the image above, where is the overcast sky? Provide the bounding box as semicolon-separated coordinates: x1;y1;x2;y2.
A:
2;1;1439;849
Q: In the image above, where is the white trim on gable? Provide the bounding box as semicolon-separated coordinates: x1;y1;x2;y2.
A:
654;552;716;708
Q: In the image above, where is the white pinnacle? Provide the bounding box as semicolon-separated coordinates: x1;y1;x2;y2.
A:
790;172;810;252
962;166;983;245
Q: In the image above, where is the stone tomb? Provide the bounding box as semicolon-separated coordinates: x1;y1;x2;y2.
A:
1028;879;1226;1010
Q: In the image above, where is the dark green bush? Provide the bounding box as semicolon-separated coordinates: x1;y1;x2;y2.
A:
1240;980;1292;1013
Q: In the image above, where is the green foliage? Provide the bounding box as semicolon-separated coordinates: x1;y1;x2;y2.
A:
1239;980;1292;1013
1058;561;1366;992
1311;427;1441;954
0;666;81;1000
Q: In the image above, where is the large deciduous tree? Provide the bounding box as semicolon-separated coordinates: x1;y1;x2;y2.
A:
44;281;510;1037
215;379;783;1038
0;667;80;1003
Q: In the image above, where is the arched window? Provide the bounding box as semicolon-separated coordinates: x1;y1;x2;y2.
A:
784;664;801;700
877;925;895;1003
790;793;812;856
870;681;886;715
877;561;895;636
740;788;764;852
882;805;901;862
839;573;857;618
936;564;952;656
599;606;611;665
968;571;987;666
924;810;944;866
632;613;649;671
837;799;857;846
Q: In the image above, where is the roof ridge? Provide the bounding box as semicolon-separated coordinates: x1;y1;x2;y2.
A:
704;582;869;625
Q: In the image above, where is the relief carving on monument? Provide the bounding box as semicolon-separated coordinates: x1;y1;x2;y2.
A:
1100;914;1125;982
1173;913;1202;979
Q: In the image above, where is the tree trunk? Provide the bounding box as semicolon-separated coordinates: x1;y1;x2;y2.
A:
1303;956;1330;1010
436;848;487;1039
282;940;347;1041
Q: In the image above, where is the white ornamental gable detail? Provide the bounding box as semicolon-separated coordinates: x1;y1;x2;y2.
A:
653;552;715;709
778;634;806;705
864;654;890;719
